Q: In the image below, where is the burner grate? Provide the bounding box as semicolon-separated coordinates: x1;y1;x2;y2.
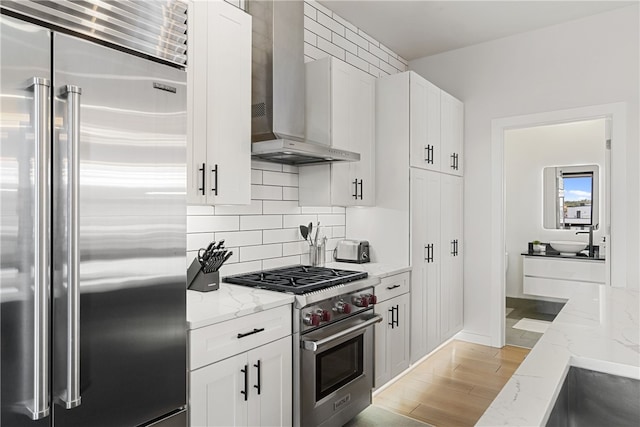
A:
223;265;368;294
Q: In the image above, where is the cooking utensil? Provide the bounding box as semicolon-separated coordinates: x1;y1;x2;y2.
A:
308;222;313;242
314;222;320;246
300;225;309;242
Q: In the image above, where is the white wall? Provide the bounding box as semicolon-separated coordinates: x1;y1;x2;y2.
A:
187;0;407;275
410;5;639;342
505;119;606;298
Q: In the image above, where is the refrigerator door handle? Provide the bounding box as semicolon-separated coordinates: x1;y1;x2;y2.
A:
58;84;83;409
28;77;52;420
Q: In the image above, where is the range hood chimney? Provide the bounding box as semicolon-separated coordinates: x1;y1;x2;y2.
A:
247;0;360;165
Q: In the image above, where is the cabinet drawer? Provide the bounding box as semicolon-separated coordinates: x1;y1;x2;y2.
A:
523;257;605;283
375;272;410;302
523;276;598;300
189;304;291;370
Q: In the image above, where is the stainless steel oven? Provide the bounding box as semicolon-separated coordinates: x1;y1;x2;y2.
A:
300;309;381;427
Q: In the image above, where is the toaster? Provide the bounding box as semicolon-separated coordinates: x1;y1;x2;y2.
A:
335;240;370;263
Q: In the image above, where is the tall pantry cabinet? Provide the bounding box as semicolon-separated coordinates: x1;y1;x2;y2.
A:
347;71;464;365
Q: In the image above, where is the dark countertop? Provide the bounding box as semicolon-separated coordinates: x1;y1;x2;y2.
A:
521;244;605;262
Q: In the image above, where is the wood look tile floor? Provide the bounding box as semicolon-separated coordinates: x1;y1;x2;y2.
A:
374;340;530;427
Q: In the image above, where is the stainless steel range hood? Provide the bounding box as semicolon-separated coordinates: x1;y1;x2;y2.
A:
247;0;360;165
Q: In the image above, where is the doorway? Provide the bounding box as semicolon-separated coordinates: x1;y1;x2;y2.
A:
489;103;626;348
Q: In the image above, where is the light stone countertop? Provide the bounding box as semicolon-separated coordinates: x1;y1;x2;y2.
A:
325;261;411;279
187;284;294;330
477;284;640;426
186;262;409;330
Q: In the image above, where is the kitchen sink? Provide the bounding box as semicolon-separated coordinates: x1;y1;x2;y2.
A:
546;367;640;427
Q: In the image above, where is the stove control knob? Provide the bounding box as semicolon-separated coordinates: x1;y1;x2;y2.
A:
363;293;377;305
303;313;320;327
316;309;331;322
352;296;369;308
334;301;351;314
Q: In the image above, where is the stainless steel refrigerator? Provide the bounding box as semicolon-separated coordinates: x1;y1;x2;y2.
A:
1;12;187;427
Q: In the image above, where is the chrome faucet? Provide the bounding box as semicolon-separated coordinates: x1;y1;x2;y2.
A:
576;224;597;257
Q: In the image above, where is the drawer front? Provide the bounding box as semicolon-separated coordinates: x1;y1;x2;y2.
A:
189;304;292;370
523;257;605;283
375;272;410;302
523;276;600;300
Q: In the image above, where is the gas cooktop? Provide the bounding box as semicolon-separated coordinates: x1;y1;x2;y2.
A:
223;265;368;295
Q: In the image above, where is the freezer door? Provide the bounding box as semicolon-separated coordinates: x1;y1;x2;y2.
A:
0;15;51;427
52;33;187;427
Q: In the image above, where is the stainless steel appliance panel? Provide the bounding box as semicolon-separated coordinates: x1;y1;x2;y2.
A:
52;33;186;427
0;15;51;427
53;33;187;218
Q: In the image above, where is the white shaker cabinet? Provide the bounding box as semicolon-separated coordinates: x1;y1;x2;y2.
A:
409;75;441;171
188;304;292;427
373;273;411;389
440;91;464;176
299;57;376;206
187;0;251;205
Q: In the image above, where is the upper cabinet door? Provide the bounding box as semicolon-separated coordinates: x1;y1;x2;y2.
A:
410;73;441;172
440;91;464;176
187;0;252;205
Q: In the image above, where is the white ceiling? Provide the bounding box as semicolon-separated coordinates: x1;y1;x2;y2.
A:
318;1;636;61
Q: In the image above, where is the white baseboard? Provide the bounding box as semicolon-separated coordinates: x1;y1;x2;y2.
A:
454;330;494;347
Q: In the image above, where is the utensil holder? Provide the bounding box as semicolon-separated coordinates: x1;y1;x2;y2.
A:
309;242;325;267
187;257;220;292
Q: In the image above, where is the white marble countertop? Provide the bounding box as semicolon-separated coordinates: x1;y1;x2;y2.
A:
477;284;640;426
325;262;411;279
187;284;294;330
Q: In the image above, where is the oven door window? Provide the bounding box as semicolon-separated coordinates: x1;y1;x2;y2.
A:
315;334;364;401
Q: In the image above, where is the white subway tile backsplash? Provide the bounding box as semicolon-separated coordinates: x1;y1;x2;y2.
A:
303;1;317;19
263;171;298;187
283;214;318;228
263;255;301;269
263;200;302;215
368;43;389;63
358;47;380;67
185;1;408;273
282;187;299;201
345;52;369;73
187;232;215;251
263;228;301;244
219;260;262;276
306;0;333;18
332;33;357;55
317;11;345;37
345;29;368;50
240;215;282;230
187;215;239;233
318;214;345;226
250;160;282;172
215;200;262;216
214;230;262;247
332;13;358;33
187;205;215;215
317;37;346;61
358;29;379;47
251;169;263;184
251;185;283;200
301;206;333;214
282;241;309;257
240;244;282;262
304;15;331;41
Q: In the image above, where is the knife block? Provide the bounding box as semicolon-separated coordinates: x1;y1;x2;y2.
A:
187;257;220;292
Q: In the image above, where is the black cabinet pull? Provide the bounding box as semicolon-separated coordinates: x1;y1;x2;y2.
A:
425;145;434;164
424;146;429;162
359;179;363;200
212;164;218;195
451;240;456;256
450;153;456;170
388;307;394;328
352;179;358;199
237;328;265;339
198;162;205;195
240;365;248;401
386;284;401;290
394;305;399;328
253;360;261;395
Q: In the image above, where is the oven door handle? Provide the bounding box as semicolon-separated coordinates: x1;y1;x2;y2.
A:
301;315;382;352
